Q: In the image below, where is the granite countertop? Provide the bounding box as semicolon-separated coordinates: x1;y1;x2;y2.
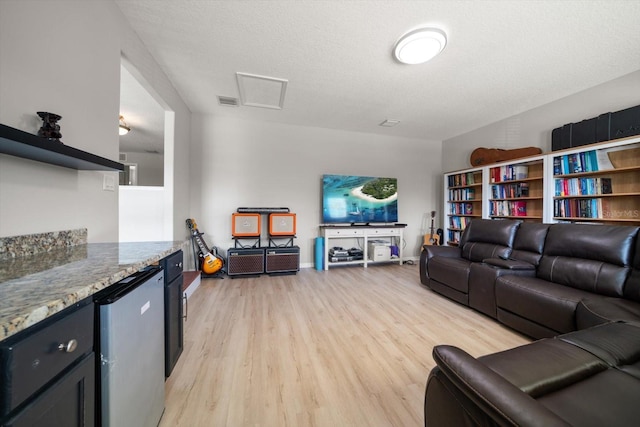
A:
0;240;186;342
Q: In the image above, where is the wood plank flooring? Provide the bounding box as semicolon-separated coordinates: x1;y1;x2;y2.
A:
160;264;530;427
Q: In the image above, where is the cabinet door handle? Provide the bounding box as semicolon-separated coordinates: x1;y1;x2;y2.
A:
183;293;188;321
57;339;78;353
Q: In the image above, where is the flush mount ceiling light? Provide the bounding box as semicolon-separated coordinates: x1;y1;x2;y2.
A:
119;115;130;136
393;27;447;65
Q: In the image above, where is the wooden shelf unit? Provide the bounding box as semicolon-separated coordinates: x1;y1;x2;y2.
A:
445;169;483;246
488;157;544;221
552;141;640;223
441;135;640;245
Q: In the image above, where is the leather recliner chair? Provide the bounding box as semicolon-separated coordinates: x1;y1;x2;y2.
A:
424;321;640;427
420;219;521;306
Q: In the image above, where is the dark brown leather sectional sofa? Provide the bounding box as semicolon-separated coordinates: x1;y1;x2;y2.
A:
420;219;640;426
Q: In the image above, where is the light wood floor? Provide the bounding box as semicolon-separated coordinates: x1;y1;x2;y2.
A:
160;264;530;427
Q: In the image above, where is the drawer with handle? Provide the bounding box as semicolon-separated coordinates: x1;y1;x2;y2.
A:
0;302;94;417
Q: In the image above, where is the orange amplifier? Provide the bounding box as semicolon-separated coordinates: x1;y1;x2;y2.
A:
269;213;296;236
232;213;261;237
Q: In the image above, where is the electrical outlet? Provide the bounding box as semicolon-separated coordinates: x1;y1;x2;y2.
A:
103;174;116;191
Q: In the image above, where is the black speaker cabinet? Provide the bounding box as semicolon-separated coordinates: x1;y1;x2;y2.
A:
227;247;264;277
265;246;300;275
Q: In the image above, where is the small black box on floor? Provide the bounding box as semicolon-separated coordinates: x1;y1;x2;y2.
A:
265;246;300;275
227;247;264;277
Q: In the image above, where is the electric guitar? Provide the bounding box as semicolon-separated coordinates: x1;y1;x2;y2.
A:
186;218;224;274
423;211;440;246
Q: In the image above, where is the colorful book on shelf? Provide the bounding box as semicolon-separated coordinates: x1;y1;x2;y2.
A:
514;201;527;216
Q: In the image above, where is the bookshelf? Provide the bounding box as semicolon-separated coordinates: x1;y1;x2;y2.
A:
441;135;640;246
551;140;640;223
445;168;483;246
488;157;544;221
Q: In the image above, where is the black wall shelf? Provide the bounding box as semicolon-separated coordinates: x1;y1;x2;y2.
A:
0;123;124;171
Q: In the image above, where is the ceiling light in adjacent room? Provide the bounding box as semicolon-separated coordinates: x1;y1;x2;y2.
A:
119;115;130;136
393;27;447;65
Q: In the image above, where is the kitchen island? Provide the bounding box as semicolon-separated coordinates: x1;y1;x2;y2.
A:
0;239;187;341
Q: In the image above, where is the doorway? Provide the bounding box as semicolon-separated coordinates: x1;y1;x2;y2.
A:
118;59;174;242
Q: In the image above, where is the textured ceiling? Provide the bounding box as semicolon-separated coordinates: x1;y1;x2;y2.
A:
115;0;640;143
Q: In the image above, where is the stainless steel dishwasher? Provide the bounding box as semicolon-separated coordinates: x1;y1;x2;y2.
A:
94;266;165;427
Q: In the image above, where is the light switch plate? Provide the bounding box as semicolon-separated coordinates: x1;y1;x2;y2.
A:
103;174;116;191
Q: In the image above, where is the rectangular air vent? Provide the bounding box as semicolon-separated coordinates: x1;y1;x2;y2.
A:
218;96;239;107
236;73;288;110
119;153;127;161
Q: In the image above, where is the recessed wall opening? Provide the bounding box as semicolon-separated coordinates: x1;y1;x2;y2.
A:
118;58;175;242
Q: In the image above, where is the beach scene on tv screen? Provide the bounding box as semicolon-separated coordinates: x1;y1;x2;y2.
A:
323;175;398;223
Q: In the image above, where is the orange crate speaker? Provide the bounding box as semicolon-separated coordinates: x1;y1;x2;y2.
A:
232;213;261;237
269;213;296;236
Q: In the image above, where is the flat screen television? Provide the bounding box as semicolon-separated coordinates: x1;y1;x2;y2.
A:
322;174;398;224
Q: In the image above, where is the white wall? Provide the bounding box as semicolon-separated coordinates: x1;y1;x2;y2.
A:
0;1;192;244
190;115;442;267
0;1;121;241
442;70;640;172
119;187;167;242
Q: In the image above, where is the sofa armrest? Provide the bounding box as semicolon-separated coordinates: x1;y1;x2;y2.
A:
420;246;462;285
423;245;461;259
431;345;571;427
482;257;536;270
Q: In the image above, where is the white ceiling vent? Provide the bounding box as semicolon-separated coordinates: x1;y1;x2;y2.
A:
379;119;400;127
218;96;239;107
119;153;127;161
236;72;288;110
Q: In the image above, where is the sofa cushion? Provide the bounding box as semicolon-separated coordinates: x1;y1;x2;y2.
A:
428;257;472;293
460;219;520;262
426;323;640;427
480;338;607;398
429;345;571;427
624;269;640;302
542;224;638;265
536;256;630;297
420;245;461;284
623;233;640;302
536;368;640;427
558;321;640;374
509;222;550;266
536;224;639;298
495;275;594;334
461;241;509;262
576;298;640;330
